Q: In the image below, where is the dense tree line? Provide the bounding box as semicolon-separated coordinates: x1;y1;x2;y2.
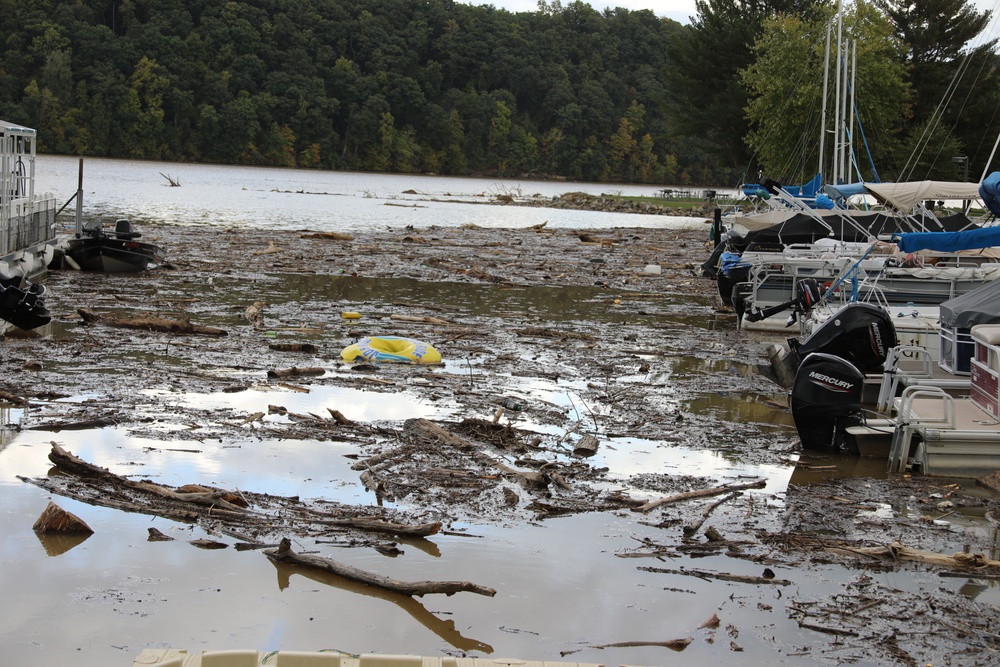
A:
0;0;717;183
0;0;996;186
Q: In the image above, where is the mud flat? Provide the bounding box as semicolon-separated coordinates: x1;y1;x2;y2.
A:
3;221;1000;666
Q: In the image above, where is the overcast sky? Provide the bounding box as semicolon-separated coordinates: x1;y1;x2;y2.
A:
460;0;1000;32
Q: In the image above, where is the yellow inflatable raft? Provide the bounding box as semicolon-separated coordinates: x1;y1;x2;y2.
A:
340;336;442;364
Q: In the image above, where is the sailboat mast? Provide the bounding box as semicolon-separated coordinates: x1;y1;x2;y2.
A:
848;40;857;181
819;22;831;181
833;5;843;185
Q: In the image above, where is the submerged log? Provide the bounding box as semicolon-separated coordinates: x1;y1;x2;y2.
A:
269;343;319;353
308;516;442;537
76;309;227;336
389;313;452;325
301;231;354;241
264;538;496;597
33;501;94;534
267;366;326;378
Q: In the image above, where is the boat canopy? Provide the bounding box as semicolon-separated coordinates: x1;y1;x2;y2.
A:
894;226;1000;253
741;173;823;200
865;181;981;212
738;211;967;251
981;172;1000;217
940;277;1000;329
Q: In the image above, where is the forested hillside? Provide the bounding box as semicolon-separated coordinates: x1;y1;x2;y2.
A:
3;0;995;186
0;0;734;183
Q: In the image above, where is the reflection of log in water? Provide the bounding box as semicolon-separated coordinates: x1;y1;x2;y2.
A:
34;531;92;557
267;557;494;654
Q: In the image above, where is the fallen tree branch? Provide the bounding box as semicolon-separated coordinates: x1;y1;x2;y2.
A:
828;540;1000;571
305;516;442;538
633;479;766;514
590;639;691;651
264;538;496;597
638;565;792;586
683;491;739;538
77;309;227;336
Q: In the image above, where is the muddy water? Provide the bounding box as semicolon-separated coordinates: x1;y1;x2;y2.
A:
4;278;999;666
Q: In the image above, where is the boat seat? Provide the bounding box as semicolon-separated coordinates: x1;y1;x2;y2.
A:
115;218;142;240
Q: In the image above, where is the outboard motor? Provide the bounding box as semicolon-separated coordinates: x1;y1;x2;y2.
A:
744;277;822;326
790;302;897;373
0;274;50;331
791;352;865;452
731;282;753;321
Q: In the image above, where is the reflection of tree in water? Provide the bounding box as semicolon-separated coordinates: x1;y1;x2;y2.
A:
268;560;494;654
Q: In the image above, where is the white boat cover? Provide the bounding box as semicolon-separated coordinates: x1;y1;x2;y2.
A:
865;181;981;212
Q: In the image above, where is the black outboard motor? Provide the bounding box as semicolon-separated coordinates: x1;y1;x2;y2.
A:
0;274;50;331
744;277;822;326
790;302;897;373
791;352;865;452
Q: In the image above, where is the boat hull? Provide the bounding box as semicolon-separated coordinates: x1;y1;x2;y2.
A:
65;237;164;272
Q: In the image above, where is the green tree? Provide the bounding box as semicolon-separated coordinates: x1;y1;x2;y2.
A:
742;3;909;183
873;0;999;179
665;0;824;174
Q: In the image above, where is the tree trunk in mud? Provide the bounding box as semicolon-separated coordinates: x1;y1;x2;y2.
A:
263;538;496;597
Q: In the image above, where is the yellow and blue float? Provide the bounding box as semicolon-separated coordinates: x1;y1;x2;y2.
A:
340;336;442;364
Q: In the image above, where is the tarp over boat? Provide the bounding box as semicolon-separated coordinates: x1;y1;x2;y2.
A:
736;211;972;251
940;277;1000;329
865;181;981;212
894;225;1000;253
981;172;1000;217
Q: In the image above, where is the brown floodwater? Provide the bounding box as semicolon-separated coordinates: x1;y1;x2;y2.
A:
2;275;998;667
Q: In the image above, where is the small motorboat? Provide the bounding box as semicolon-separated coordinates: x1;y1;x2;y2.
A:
63;218;165;272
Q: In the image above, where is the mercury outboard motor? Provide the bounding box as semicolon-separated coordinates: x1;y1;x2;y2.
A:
791;352;866;452
790;302;897;373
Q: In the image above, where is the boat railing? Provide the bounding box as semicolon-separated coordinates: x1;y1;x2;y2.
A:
1;193;57;255
887;386;956;472
877;345;935;415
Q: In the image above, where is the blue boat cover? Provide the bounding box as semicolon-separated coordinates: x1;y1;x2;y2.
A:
824;182;868;200
741;173;822;200
981;172;1000;217
894;225;1000;253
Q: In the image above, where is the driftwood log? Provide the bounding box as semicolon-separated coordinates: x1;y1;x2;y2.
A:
389;314;452;325
638;565;792;586
303;516;442;538
301;231;354;241
33;501;94;534
77;309;227;336
264;538;496;597
267;366;326;378
828;541;1000;571
633;479;767;514
23;444;452;547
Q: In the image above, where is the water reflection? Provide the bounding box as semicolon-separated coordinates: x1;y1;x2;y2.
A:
269;561;493;653
35;531;92;556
